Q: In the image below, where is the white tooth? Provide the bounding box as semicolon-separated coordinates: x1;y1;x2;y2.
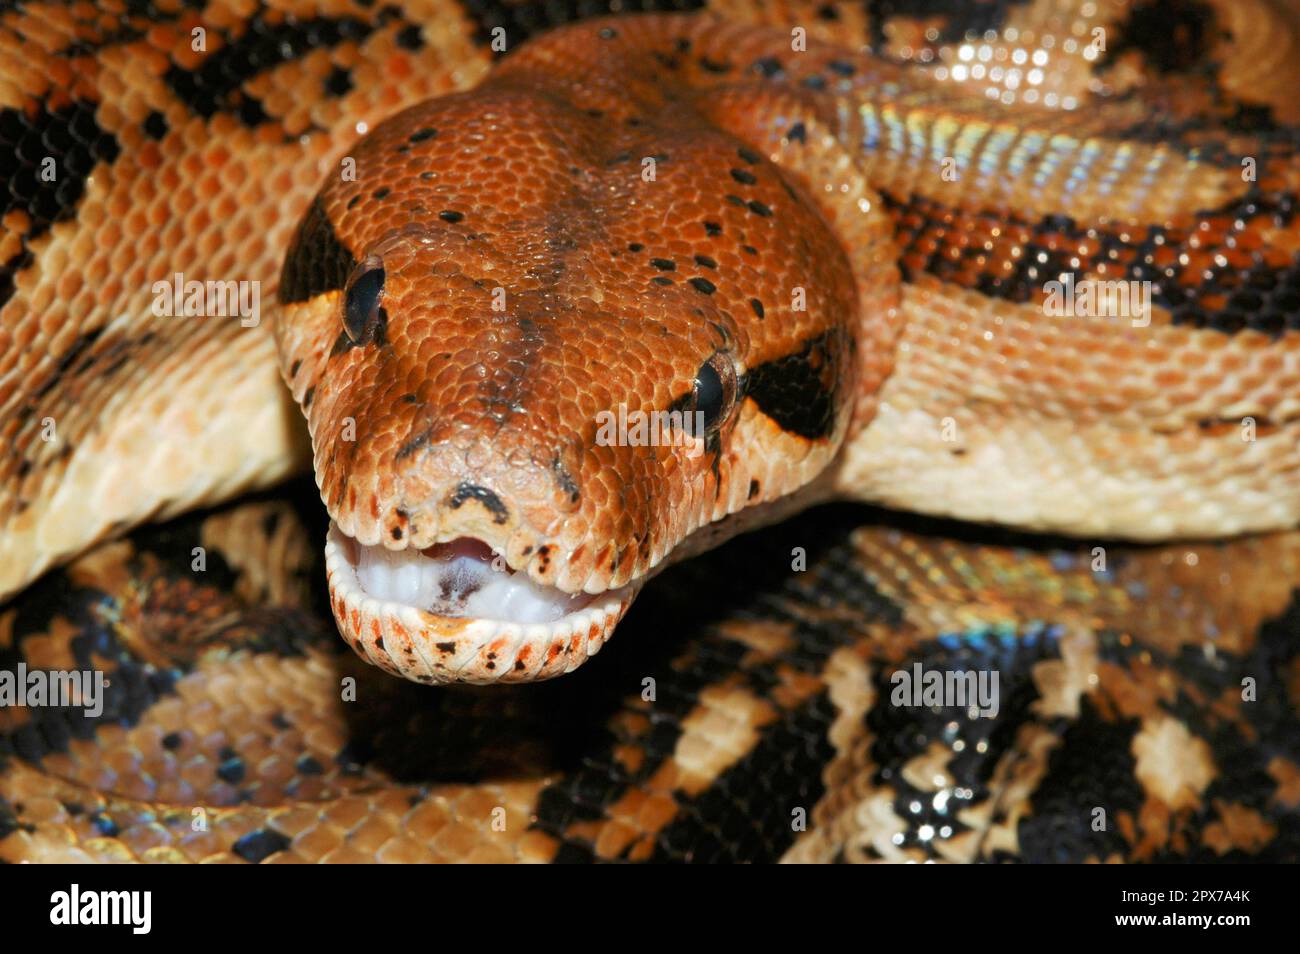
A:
486;574;520;618
413;557;438;608
510;589;540;622
356;546;383;600
378;551;398;602
389;557;406;605
514;587;554;623
397;556;419;606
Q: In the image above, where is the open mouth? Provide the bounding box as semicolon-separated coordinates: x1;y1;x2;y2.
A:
324;523;639;684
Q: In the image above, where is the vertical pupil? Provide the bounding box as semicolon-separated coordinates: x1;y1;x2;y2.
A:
694;359;724;427
345;265;385;342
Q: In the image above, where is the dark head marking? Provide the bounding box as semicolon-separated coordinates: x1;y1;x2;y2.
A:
743;331;842;440
280;198;358;303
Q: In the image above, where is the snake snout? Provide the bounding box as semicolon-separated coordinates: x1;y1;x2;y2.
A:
303;324;687;685
319;408;660;685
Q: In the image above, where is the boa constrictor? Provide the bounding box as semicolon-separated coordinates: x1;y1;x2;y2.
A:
1;0;1298;862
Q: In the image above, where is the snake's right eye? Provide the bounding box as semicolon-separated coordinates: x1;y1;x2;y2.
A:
693;351;738;434
344;256;386;345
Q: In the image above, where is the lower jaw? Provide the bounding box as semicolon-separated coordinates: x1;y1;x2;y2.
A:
323;523;640;685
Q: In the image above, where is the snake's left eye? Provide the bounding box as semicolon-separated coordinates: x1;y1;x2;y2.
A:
693;351;738;434
344;256;386;345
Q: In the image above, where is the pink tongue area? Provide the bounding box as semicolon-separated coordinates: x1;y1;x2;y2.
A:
421;538;501;565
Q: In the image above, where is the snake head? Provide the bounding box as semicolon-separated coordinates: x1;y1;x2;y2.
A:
275;79;859;685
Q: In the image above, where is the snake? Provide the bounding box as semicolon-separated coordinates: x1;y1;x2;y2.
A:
1;0;1298;862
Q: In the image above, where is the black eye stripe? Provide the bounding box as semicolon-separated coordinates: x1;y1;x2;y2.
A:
280;198;357;304
742;331;843;440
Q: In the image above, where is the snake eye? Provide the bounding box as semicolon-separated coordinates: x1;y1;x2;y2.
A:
343;256;386;345
693;352;738;433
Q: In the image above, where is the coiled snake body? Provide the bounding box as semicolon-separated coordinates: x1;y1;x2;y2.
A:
1;0;1299;862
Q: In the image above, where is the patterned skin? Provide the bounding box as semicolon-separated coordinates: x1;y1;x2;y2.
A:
2;492;1297;861
0;0;1298;860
